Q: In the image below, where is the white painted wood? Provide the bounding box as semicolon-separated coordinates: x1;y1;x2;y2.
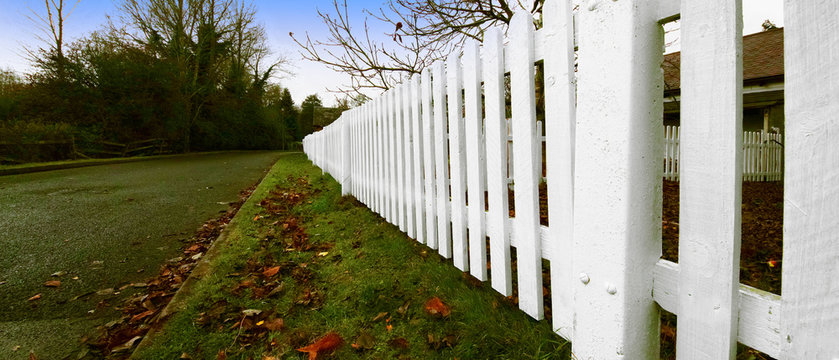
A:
387;90;397;224
410;76;426;244
432;60;452;258
677;2;743;358
572;0;662;357
463;39;486;280
543;0;576;340
341;115;349;195
402;81;416;238
781;1;839;357
447;51;469;271
483;27;513;296
376;97;385;216
653;260;782;358
395;85;407;232
657;0;681;23
363;106;371;204
421;68;438;250
510;10;543;320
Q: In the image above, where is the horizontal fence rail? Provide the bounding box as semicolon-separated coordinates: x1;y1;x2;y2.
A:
303;0;838;358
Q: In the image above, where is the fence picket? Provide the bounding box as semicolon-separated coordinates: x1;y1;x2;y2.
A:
395;85;407;232
677;1;743;358
402;83;416;238
387;91;397;223
780;1;839;356
447;51;469;271
433;61;452;258
411;76;426;244
483;27;512;296
463;40;487;280
421;69;438;250
543;0;576;339
510;10;543;320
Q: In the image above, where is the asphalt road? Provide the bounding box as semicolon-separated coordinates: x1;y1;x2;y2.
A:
0;151;286;359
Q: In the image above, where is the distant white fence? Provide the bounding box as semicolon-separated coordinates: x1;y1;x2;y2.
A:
304;0;839;358
663;125;784;181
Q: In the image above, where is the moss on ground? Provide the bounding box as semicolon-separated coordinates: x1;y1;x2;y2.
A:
136;153;567;360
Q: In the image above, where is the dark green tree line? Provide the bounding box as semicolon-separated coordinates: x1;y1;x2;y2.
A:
1;0;309;162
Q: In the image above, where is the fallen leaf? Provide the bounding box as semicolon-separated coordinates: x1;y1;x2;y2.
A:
297;332;343;360
253;215;261;221
130;310;155;323
242;309;262;317
389;337;409;350
28;294;41;301
11;345;20;351
29;351;38;360
424;297;451;317
262;317;284;331
262;266;280;278
386;324;393;332
51;271;65;277
180;353;192;359
96;288;114;296
110;336;142;353
371;312;388;322
317;252;328;257
216;350;227;360
351;332;375;350
44;280;61;287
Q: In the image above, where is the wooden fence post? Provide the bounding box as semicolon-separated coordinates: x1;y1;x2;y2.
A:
677;1;743;358
780;1;839;357
572;0;662;357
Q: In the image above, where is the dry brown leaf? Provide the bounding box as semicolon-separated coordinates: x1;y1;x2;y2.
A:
28;294;41;301
262;266;280;278
424;297;451;317
262;317;284;331
130;309;155;323
44;280;61;287
389;337;409;350
297;332;343;360
216;349;227;360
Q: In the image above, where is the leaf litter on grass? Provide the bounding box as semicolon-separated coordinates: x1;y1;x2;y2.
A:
88;183;257;359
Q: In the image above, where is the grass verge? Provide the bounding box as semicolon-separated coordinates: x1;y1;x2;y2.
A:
134;153;567;360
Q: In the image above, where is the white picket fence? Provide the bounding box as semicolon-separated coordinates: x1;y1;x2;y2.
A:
304;0;839;358
663;125;784;181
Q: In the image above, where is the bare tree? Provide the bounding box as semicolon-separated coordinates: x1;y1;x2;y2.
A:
26;0;82;75
291;0;544;95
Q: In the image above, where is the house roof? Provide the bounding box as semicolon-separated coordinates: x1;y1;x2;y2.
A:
663;27;784;91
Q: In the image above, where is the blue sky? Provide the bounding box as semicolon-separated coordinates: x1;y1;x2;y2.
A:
0;0;783;106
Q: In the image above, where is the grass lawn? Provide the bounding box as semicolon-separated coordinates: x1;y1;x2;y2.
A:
134;153;567;359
